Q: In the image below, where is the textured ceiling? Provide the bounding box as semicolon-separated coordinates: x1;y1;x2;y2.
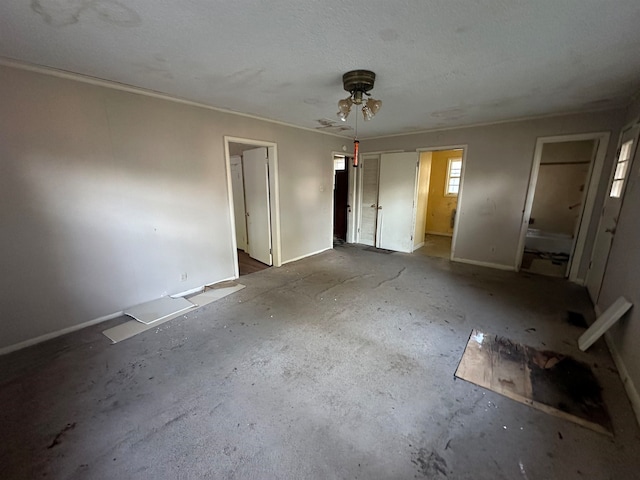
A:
1;0;640;138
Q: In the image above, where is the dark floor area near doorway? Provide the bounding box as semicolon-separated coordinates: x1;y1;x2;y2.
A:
237;249;270;276
1;245;638;479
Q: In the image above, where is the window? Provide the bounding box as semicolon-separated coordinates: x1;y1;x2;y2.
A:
610;140;633;198
334;155;346;171
445;158;462;196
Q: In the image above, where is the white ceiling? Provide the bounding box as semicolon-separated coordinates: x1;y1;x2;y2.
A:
2;0;640;138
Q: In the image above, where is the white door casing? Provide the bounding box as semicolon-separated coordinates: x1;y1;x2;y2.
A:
243;147;273;266
515;133;609;282
377;152;419;253
358;154;380;246
586;126;640;302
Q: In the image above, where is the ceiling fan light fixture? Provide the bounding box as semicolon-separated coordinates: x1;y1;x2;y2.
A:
337;97;353;121
336;70;381;123
362;98;382;121
367;98;382;115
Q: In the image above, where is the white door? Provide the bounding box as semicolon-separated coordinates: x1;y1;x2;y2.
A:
243;147;272;265
586;126;639;302
230;156;247;251
358;154;380;246
377;152;419;252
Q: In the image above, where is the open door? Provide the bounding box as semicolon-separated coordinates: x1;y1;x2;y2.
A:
333;155;349;242
243;147;273;266
377;152;419;252
586;126;639;302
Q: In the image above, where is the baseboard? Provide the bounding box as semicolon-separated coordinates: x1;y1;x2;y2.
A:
0;311;123;356
0;276;242;356
412;242;425;251
604;332;640;427
451;257;516;271
282;247;331;265
425;231;453;237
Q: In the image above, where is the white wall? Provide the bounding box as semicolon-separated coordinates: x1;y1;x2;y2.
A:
530;163;590;235
597;96;640;420
0;65;344;350
362;111;624;274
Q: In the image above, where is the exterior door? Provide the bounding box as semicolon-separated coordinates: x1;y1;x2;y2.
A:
377;152;419;253
333;158;349;241
359;154;380;246
243;147;272;265
586;126;639;302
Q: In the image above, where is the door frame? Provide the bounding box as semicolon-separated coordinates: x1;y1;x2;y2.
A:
515;132;610;283
416;144;468;261
330;152;355;244
224;136;282;277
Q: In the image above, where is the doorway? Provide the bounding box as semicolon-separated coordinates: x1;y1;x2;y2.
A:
517;132;610;282
333;154;349;245
415;147;466;260
224;137;281;277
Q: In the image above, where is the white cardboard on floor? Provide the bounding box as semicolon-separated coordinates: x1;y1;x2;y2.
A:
124;296;195;325
102;283;245;344
579;296;632;351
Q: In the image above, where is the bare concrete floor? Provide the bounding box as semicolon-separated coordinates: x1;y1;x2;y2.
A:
1;245;639;479
418;234;452;259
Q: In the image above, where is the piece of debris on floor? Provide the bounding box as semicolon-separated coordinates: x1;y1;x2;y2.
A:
455;330;612;436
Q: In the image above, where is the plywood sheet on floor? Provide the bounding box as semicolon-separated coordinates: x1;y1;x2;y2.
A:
103;283;245;343
455;330;612;436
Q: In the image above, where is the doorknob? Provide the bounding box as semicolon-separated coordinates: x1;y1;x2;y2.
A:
370;204;377;208
377;206;382;210
605;227;616;234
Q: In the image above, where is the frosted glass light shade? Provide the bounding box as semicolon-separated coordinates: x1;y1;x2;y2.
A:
337;97;353;121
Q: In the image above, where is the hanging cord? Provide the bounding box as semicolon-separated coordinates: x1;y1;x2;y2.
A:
354;101;359;140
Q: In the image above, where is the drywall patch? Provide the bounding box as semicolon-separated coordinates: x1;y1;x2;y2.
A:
31;0;141;28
